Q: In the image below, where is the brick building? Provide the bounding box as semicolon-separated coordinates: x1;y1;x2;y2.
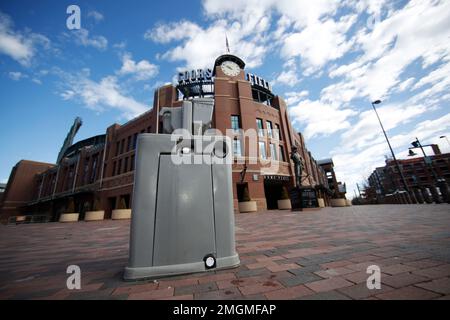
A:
0;54;345;222
365;145;450;203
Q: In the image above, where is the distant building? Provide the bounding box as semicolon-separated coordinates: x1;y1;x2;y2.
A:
317;159;346;199
365;145;450;203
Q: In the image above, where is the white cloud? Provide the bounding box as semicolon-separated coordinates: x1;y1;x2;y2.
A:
322;0;450;104
58;69;148;120
413;61;450;90
113;41;126;49
338;102;428;152
8;70;44;84
0;11;50;66
8;71;26;81
117;52;158;80
275;69;300;87
203;0;352;74
72;28;108;50
87;10;104;22
145;21;201;44
288;99;357;139
281;14;357;75
396;77;415;92
284;90;308;105
146;19;268;69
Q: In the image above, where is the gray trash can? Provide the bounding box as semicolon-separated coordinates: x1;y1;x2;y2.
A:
124;99;239;280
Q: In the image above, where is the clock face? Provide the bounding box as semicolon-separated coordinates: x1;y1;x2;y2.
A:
220;61;241;77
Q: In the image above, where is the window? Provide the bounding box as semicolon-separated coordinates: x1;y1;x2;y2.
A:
147;126;151;133
256;118;264;137
83;158;90;183
124;157;129;173
90;156;97;182
133;133;138;149
231;115;240;133
259;141;267;159
279;145;285;162
67;166;74;190
270;143;277;160
117;159;122;175
130;155;135;171
127;136;131;152
275;124;281;141
266;121;273;138
115;141;120;156
233;139;242;157
120;139;125;154
112;161;116;176
252;89;259;101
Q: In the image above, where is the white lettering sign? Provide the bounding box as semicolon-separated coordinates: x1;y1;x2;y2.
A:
178;68;213;84
246;73;271;91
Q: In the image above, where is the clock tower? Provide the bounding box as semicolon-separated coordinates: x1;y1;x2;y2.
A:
213;54;246;79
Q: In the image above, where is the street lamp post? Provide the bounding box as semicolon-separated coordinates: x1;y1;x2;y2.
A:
371;100;414;204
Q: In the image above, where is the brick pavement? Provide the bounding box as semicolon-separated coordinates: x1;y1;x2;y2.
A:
0;204;449;300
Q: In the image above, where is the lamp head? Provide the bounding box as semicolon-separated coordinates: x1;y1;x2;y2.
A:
408;149;417;157
372;100;382;104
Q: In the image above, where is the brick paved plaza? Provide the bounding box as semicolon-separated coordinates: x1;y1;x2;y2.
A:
1;204;450;300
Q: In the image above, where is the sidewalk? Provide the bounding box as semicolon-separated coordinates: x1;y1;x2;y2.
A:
0;204;449;300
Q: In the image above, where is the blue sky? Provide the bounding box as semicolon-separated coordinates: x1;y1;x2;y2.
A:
1;0;449;197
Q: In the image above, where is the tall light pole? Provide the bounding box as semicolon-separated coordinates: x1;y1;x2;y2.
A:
371;100;413;203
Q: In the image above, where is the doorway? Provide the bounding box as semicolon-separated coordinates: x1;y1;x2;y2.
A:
264;180;283;210
236;183;248;202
